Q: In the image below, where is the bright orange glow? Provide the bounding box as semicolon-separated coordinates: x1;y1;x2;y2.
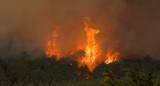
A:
79;17;101;71
45;17;120;71
45;30;60;60
77;43;84;50
105;47;120;64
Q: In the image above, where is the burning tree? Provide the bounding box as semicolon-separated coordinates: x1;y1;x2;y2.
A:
45;17;120;71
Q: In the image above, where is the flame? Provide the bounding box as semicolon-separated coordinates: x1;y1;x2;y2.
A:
79;17;101;71
105;47;120;64
45;17;120;71
45;30;60;60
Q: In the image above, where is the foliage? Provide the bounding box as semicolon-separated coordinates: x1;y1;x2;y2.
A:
101;69;160;86
0;55;160;86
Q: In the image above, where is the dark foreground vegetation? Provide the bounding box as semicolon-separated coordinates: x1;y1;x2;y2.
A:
0;55;160;86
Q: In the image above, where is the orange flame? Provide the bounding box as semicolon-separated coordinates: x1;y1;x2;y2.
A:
45;30;60;60
105;47;120;64
79;17;101;71
45;17;120;71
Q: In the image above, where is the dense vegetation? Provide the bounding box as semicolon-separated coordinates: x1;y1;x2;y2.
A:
0;55;160;86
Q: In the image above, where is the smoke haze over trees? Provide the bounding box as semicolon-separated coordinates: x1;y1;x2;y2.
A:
0;0;160;59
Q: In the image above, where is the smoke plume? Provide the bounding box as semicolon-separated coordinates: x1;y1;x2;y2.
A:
0;0;160;59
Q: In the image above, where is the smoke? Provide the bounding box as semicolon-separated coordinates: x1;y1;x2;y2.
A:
0;0;160;59
119;0;160;58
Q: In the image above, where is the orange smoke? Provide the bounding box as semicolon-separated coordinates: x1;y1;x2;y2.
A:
45;29;60;60
105;47;120;64
78;17;101;71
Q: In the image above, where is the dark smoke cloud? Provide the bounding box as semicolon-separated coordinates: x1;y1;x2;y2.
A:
0;0;160;59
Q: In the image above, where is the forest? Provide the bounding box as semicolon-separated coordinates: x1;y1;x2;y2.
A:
1;0;160;86
0;55;160;86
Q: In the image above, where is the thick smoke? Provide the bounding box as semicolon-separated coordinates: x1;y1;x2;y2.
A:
0;0;160;59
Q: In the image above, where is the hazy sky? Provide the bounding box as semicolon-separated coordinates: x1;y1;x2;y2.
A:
0;0;160;59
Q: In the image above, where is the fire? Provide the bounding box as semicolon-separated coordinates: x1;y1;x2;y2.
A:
79;17;101;71
45;17;120;71
105;47;120;64
45;29;60;60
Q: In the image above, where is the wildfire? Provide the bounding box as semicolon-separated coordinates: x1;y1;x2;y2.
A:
45;17;120;71
45;29;60;60
78;17;101;71
105;47;120;64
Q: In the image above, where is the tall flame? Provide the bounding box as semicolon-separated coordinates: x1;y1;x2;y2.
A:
105;47;120;64
45;17;120;71
79;17;101;71
45;30;60;60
